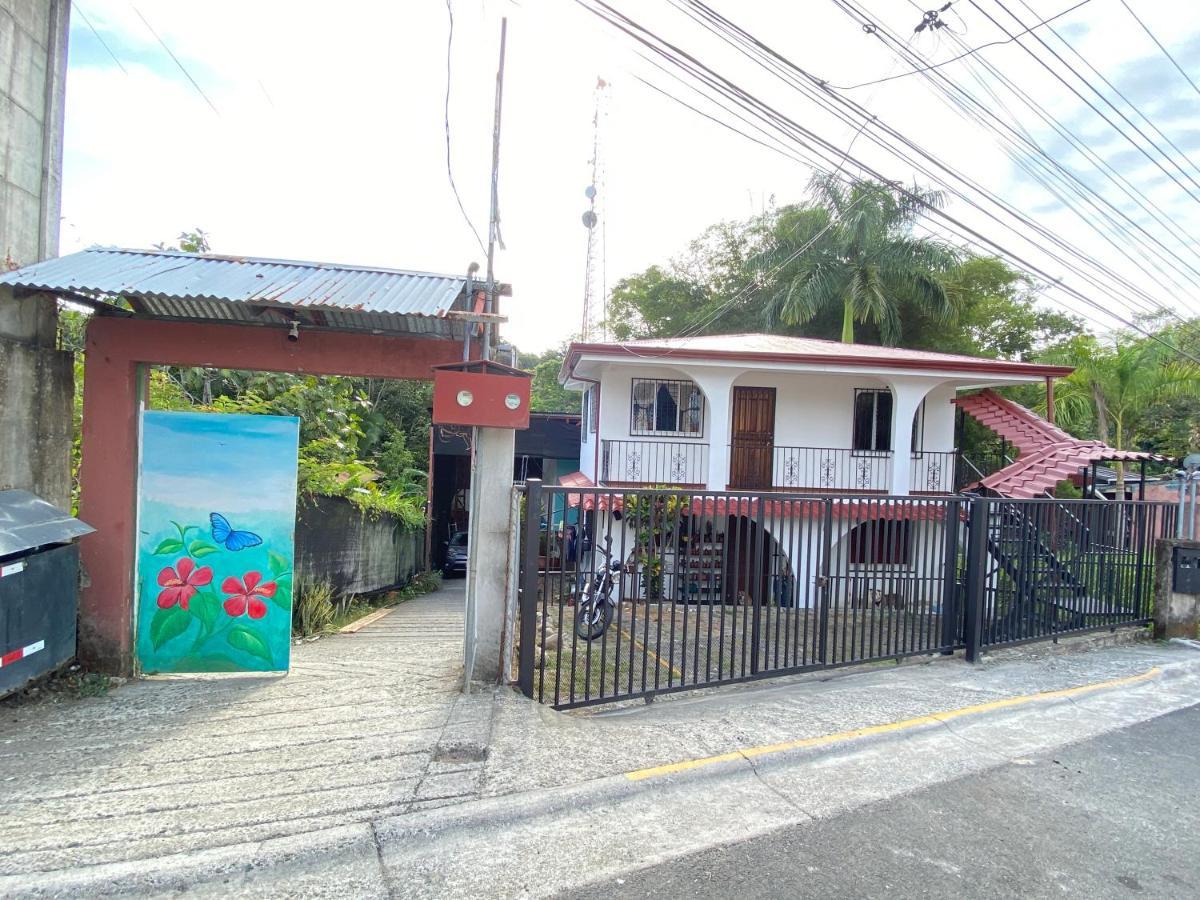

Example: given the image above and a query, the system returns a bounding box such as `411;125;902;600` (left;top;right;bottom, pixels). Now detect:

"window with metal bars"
630;378;704;436
853;388;893;452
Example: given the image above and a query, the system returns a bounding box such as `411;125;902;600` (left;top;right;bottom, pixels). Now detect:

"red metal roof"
954;389;1160;498
563;334;1074;382
557;488;950;520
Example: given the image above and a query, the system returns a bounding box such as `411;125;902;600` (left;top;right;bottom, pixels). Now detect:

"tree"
754;174;961;344
516;347;580;413
1047;334;1200;494
938;256;1082;359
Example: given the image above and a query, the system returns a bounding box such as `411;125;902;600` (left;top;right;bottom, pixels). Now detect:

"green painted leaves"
228;625;274;665
268;550;290;577
149;605;190;650
152;538;185;555
189;539;220;558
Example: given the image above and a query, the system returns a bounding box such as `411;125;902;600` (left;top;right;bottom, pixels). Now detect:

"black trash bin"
0;490;94;697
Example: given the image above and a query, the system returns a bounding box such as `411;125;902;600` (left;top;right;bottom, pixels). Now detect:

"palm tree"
1047;335;1200;496
755;174;961;344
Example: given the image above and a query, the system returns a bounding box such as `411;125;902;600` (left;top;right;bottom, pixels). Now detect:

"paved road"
570;704;1200;900
0;583;492;878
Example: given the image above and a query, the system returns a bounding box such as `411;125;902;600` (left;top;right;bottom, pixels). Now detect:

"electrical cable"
574;0;1200;363
444;0;488;257
1117;0;1200;101
827;0;1092;90
682;0;1191;322
132;6;218;115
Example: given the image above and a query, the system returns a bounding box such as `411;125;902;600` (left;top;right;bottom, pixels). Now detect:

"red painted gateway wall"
78;316;465;674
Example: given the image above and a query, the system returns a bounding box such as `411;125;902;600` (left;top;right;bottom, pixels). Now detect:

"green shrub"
294;577;336;636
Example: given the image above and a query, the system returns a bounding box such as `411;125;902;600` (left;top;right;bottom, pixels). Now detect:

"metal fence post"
517;478;542;698
963;496;988;663
940;498;961;653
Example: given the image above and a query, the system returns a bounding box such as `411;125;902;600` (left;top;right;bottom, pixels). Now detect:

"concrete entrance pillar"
464;425;515;684
1154;538;1200;639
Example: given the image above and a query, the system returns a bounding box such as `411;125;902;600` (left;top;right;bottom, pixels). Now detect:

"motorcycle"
574;510;623;641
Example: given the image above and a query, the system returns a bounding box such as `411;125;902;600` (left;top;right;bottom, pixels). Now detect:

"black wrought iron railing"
600;439;707;486
910;450;958;494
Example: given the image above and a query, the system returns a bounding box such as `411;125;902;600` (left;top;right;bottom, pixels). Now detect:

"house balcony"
730;444;959;494
600;439;708;487
599;439;960;494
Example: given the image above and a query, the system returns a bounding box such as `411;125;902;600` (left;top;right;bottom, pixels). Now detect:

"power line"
827;0;1092;90
1118;0;1200;101
836;0;1200;309
574;0;1200;364
978;0;1200;207
131;6;218;115
861;0;1200;307
443;0;488;258
74;4;127;75
685;0;1188;323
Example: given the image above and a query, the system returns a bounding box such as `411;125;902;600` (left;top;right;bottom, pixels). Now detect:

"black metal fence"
968;497;1177;651
515;482;1176;710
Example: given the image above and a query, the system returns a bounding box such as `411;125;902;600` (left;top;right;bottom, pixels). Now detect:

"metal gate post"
940;498;961;653
517;478;542;698
963;496;988;662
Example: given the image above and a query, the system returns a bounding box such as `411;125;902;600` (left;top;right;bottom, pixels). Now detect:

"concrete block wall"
0;0;73;511
2;0;68;268
294;495;426;597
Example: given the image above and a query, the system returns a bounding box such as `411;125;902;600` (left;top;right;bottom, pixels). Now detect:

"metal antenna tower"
580;76;609;341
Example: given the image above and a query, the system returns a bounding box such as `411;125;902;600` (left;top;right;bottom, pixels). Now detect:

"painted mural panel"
135;411;300;673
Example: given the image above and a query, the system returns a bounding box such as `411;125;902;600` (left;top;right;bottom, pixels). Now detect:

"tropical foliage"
754;174;960;344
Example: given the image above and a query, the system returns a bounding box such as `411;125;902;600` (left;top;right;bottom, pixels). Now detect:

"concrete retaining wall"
295;495;425;596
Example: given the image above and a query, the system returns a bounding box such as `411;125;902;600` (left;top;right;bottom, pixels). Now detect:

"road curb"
9;655;1199;897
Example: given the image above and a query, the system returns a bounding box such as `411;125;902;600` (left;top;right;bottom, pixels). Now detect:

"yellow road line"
625;665;1161;781
618;624;685;680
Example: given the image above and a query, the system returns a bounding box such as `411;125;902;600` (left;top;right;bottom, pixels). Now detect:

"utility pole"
483;17;507;361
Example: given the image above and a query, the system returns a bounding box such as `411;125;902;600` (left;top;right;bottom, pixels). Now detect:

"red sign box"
432;360;532;429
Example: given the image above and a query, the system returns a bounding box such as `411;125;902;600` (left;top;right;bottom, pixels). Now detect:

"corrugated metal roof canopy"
0;490;94;557
0;247;510;339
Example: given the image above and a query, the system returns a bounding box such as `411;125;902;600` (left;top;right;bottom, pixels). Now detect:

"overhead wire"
444;0;488;257
833;0;1200;312
826;0;1092;90
881;0;1200;293
858;0;1200;308
74;4;128;75
977;0;1200;206
1117;0;1200;101
572;0;1200;363
131;6;218;115
681;0;1188;324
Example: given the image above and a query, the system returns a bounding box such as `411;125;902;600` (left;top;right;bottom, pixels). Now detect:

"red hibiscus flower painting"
156;558;214;610
221;571;277;620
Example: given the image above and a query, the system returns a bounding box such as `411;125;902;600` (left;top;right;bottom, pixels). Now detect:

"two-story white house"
556;333;1073;609
561;333;1068;496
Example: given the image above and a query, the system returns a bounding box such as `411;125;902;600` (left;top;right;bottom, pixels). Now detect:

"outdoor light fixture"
287;320;300;343
456;389;474;407
504;393;521;410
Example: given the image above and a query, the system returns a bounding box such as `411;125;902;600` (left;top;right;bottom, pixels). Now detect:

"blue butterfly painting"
210;512;264;551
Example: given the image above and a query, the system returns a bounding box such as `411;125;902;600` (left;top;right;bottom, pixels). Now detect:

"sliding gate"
516;482;965;710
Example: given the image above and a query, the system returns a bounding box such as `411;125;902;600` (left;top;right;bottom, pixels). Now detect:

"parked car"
443;532;468;578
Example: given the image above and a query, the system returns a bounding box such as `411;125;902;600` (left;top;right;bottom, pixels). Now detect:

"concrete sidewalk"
0;583;491;878
1;603;1199;896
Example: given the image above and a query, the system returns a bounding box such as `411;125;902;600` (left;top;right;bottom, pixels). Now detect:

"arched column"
688;369;743;491
884;376;949;496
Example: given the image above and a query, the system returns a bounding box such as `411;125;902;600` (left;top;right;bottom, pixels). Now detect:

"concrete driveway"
0;582;490;878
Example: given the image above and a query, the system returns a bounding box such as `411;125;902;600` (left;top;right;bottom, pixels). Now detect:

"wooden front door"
730;387;776;489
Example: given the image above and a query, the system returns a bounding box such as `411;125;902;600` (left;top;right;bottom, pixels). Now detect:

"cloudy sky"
62;0;1200;351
